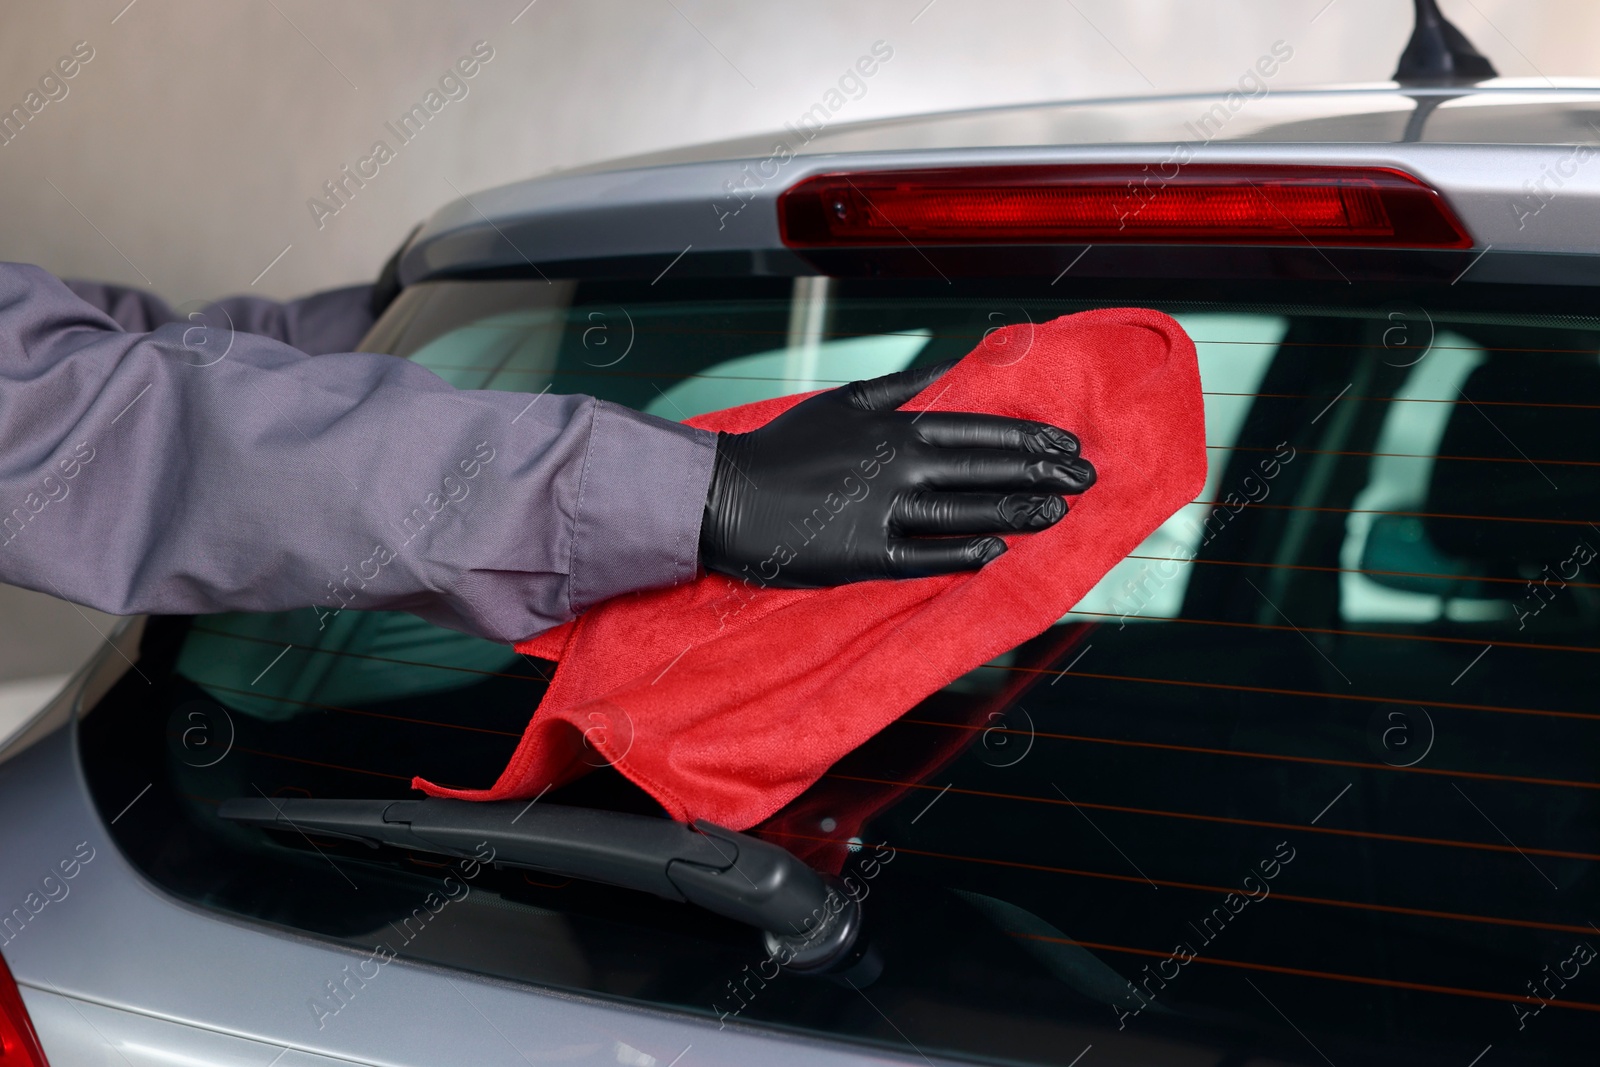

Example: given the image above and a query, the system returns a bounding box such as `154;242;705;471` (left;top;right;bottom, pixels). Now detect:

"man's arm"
1;263;714;642
64;278;376;355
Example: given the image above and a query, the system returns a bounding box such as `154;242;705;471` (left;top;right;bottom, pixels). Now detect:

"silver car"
3;15;1598;1067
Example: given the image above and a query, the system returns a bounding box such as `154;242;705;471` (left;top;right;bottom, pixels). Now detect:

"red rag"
413;308;1208;831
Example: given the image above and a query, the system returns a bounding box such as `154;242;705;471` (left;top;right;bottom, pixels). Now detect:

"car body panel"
8;82;1600;1067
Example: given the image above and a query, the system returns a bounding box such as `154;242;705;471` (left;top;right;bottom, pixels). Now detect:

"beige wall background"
3;0;1597;304
0;0;1594;716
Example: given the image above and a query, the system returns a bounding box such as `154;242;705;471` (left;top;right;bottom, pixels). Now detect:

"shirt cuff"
567;400;716;614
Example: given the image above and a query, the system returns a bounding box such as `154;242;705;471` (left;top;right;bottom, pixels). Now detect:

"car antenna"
1393;0;1498;85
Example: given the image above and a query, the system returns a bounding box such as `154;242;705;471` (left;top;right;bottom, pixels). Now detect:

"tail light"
778;165;1472;249
0;951;49;1067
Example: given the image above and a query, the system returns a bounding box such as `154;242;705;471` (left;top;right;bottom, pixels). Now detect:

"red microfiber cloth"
414;308;1207;831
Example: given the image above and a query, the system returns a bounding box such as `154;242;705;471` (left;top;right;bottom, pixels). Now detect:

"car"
3;9;1598;1066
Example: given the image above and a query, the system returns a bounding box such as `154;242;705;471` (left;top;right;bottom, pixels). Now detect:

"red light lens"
0;952;48;1067
778;165;1472;249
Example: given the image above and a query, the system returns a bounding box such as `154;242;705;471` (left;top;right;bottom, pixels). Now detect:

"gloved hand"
699;360;1095;587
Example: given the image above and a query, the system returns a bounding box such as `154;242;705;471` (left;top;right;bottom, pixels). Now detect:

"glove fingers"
913;412;1081;456
885;535;1007;578
894;491;1067;536
844;359;959;411
925;450;1097;494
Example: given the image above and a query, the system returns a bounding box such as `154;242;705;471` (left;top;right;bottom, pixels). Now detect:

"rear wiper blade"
218;796;864;974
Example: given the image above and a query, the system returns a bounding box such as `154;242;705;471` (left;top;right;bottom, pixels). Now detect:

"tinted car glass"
82;277;1600;1067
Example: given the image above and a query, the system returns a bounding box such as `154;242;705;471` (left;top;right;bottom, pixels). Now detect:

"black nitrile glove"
698;361;1096;587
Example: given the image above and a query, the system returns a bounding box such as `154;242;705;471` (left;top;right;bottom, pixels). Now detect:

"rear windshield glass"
83;276;1600;1067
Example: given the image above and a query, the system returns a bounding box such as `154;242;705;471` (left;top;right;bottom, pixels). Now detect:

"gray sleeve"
1;263;716;643
63;278;376;355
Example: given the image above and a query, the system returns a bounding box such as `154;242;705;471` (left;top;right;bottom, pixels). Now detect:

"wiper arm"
217;796;863;974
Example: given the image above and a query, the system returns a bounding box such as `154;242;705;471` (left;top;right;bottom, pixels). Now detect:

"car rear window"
82;276;1600;1067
